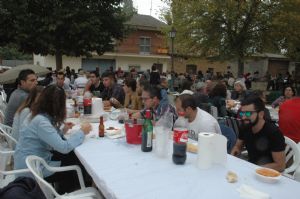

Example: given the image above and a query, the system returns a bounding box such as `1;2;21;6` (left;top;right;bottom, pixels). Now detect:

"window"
140;37;151;54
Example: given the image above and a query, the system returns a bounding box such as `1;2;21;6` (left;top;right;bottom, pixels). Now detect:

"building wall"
172;57;229;75
115;56;168;72
116;29;166;55
34;54;82;71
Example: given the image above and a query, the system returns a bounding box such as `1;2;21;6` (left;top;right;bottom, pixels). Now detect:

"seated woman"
209;82;227;117
14;85;92;193
123;78;142;110
11;86;44;141
231;81;249;101
271;86;295;108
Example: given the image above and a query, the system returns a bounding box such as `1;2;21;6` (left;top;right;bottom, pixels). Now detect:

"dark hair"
124;78;137;92
177;94;197;110
31;85;66;127
56;71;65;77
209;83;227;98
241;96;265;112
16;86;44;114
101;71;115;81
283;86;296;97
181;80;193;91
17;69;35;85
143;85;161;100
151;64;157;71
90;71;100;78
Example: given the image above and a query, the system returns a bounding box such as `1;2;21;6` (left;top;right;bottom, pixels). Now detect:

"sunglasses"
239;111;257;117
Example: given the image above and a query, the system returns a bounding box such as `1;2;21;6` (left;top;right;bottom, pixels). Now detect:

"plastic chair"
0;124;17;150
26;155;103;199
210;105;218;119
283;136;300;178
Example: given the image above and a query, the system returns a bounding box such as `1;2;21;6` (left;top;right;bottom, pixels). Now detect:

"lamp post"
169;27;176;72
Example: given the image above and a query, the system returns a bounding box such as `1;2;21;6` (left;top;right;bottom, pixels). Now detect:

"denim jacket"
14;114;84;177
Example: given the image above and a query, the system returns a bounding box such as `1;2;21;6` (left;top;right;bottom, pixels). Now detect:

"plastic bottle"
141;110;153;152
172;111;188;164
83;91;92;115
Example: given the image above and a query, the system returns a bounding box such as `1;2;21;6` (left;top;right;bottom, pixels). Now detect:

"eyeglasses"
239;111;257;117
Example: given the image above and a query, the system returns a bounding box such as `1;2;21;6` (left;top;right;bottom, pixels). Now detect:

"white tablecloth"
74;120;300;199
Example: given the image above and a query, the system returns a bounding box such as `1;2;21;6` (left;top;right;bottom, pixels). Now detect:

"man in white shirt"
175;94;221;141
74;70;88;89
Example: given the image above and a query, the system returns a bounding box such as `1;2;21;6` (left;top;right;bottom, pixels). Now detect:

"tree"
0;0;129;70
170;0;281;76
270;0;300;61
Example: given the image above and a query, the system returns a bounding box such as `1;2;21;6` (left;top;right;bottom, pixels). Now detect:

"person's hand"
231;146;241;157
103;100;111;108
110;97;121;108
80;122;92;135
63;122;75;134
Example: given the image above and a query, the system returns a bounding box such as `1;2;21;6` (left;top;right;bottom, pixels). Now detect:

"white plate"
255;168;281;183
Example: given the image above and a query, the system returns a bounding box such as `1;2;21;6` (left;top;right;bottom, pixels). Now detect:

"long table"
74;120;300;199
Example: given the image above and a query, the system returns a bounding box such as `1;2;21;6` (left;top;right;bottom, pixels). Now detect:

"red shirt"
279;97;300;143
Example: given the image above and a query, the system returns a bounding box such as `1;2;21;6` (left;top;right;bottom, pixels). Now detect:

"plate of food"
105;126;122;136
255;167;281;183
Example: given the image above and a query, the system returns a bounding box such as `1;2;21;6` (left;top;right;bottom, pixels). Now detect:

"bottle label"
173;128;188;144
146;131;152;147
83;98;92;106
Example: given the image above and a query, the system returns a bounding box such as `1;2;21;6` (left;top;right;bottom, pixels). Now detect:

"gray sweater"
4;88;28;126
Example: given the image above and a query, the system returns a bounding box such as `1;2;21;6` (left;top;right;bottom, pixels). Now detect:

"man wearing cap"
4;69;37;126
100;71;125;108
175;93;222;141
74;70;88;89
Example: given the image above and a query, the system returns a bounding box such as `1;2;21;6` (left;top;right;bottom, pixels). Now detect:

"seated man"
99;71;125;108
279;87;300;143
53;71;71;92
231;96;286;172
175;94;221;141
84;71;104;97
132;85;177;123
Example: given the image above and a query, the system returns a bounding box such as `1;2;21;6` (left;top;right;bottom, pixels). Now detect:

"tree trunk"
55;52;63;71
237;57;244;77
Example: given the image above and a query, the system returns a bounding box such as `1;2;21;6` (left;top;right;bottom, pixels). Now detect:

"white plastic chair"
26;155;102;199
0;124;17;150
210;105;218;119
283;136;300;178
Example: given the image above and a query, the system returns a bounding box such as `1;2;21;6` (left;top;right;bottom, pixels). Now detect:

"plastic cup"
154;126;170;158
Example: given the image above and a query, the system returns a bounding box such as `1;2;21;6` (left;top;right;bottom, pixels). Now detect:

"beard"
240;115;259;131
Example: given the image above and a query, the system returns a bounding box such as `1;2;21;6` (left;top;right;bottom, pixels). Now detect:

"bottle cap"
145;109;151;119
178;111;185;116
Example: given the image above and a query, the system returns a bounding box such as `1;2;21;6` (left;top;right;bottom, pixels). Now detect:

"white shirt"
188;107;221;141
74;76;88;89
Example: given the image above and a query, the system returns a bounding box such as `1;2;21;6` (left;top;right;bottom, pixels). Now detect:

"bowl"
255;168;281;183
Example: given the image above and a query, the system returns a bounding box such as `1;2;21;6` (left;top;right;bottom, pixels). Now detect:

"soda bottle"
83;91;92;115
172;111;188;164
99;116;105;137
141;110;153;152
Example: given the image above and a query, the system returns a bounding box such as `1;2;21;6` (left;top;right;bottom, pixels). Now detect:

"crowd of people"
1;64;300;195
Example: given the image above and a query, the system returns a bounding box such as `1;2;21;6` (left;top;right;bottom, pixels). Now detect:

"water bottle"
172;111;188;164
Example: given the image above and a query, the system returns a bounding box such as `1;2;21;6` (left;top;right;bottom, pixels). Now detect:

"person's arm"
84;80;92;93
230;139;244;156
36;118;86;154
262;151;286;172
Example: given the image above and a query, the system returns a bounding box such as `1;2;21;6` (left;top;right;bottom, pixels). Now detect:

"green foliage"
170;0;282;75
0;0;130;69
0;44;32;60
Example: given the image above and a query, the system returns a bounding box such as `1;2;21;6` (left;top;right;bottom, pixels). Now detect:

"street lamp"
169;27;176;72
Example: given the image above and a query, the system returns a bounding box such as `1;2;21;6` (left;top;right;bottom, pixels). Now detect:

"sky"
132;0;168;20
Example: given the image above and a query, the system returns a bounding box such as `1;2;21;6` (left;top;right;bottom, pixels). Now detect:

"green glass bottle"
141;109;153;152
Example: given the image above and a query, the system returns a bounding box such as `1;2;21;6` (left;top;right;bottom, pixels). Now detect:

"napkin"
237;184;270;199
